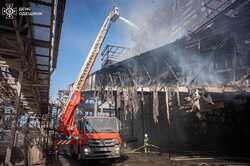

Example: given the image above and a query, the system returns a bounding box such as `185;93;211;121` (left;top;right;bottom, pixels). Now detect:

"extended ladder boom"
74;7;119;91
58;7;119;136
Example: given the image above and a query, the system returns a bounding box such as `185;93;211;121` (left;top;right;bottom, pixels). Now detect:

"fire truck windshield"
84;118;118;133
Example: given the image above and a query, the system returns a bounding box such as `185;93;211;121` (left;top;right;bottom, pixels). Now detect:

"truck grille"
88;139;116;147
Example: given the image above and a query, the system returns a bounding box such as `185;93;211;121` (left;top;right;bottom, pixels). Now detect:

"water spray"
119;16;139;31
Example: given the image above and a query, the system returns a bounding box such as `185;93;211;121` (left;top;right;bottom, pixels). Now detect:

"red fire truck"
70;115;121;159
54;7;122;160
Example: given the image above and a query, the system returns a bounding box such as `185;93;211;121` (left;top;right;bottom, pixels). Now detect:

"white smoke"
117;0;188;55
116;0;222;56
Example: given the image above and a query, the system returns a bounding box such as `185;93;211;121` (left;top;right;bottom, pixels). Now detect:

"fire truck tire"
70;146;76;158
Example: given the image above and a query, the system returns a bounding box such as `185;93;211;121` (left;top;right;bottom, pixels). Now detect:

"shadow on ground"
45;152;250;166
45;154;129;166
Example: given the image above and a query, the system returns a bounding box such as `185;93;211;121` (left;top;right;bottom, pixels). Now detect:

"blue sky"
50;0;160;98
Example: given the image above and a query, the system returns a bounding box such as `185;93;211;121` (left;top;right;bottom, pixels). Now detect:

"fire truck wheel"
70;146;78;159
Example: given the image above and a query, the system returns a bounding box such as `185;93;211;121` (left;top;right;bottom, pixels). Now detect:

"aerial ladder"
57;7;120;141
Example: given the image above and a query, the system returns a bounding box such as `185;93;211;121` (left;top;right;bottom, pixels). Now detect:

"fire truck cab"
69;95;122;160
73;115;121;159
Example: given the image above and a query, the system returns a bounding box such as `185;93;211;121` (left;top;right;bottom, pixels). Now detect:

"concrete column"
140;87;145;137
94;97;98;116
176;85;181;108
233;34;238;81
5;70;23;166
24;115;30;166
165;87;170;127
114;91;117;117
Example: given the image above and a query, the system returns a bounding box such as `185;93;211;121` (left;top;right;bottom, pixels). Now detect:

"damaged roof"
0;0;66;114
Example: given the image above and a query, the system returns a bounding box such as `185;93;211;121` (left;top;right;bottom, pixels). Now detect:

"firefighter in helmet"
144;133;149;153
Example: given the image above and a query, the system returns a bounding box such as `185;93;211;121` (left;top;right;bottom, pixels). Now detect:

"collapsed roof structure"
86;0;250;93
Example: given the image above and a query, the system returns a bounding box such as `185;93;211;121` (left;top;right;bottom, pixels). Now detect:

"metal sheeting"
33;26;50;41
31;2;51;25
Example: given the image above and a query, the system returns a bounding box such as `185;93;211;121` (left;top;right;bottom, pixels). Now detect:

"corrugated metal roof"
0;0;66;114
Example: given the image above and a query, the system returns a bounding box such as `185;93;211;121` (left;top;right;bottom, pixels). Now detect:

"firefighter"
192;89;202;119
144;133;149;153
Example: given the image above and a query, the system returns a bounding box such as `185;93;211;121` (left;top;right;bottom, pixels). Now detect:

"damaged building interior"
1;0;250;165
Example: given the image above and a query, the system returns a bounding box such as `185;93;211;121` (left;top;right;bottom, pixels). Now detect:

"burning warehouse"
84;0;250;157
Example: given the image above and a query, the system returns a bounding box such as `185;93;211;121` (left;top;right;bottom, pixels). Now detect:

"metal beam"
0;25;15;31
32;23;51;28
30;0;52;6
0;48;22;57
84;85;250;94
35;54;50;58
36;69;49;74
37;63;49;67
32;39;51;48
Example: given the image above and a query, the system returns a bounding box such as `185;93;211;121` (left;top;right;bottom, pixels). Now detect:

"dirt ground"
45;153;250;166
